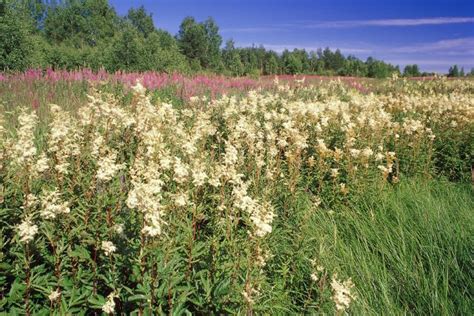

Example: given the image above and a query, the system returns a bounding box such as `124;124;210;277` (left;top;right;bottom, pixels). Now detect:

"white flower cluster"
34;153;50;174
48;289;61;302
17;218;38;243
232;179;275;238
101;292;117;314
13;111;38;166
250;203;275;238
331;274;356;312
309;259;325;282
127;160;166;237
40;189;70;219
101;241;117;256
242;284;260;306
96;150;125;182
126;88;170;238
47;104;81;175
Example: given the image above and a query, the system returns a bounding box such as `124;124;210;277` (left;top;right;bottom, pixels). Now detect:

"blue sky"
110;0;474;73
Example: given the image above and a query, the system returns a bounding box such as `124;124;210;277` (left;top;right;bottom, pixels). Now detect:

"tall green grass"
265;179;473;314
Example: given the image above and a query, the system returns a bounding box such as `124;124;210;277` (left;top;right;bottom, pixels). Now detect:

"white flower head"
13;110;38;166
17;218;38;243
96;151;125;182
40;189;70;219
142;211;166;237
113;223;124;235
101;241;117;256
34;153;50;174
101;292;116;314
132;81;146;96
331;274;356;311
48;289;61;302
175;192;188;207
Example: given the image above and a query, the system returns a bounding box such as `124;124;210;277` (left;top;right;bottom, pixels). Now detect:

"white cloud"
392;37;474;53
220;17;474;34
388;58;474;66
304;17;474;28
221;27;283;33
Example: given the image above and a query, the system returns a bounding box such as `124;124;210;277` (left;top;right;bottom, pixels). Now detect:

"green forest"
1;0;472;77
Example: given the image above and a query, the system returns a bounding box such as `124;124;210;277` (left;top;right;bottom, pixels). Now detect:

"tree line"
1;0;472;78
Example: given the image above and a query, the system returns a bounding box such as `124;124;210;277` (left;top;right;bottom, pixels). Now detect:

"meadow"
0;72;473;315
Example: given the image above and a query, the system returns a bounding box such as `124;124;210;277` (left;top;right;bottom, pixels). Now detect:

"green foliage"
366;57;400;78
282;50;303;74
0;10;34;71
321;48;345;73
44;43;89;70
176;17;207;70
448;65;466;77
0;0;449;78
263;51;279;75
403;64;421;77
177;16;223;71
341;56;368;76
44;0;118;47
203;17;223;70
141;31;190;73
106;25;143;71
222;40;244;76
125;5;155;37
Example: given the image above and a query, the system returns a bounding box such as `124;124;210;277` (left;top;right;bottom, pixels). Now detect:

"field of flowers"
0;74;473;314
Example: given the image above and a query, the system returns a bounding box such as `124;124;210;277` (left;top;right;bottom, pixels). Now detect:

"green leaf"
87;294;106;309
127;294;147;302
